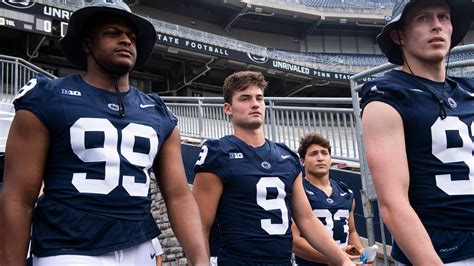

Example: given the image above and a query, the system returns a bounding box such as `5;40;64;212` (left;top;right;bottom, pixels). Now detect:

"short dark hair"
298;133;331;158
223;71;268;103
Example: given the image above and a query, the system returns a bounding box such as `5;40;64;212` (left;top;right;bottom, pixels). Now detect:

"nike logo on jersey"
370;86;385;94
150;253;156;260
409;89;425;93
229;152;243;159
340;192;348;196
281;155;291;159
140;104;155;108
305;190;315;195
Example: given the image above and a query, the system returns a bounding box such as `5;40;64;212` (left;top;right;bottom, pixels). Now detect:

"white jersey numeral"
195;145;208;166
256;177;289;235
431;116;474;195
314;209;349;248
70;118;158;196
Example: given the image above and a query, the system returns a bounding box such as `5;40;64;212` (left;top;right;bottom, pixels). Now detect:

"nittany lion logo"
247;53;268;64
2;0;35;9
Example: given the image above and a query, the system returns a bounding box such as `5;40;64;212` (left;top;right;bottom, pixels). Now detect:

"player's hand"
344;245;361;260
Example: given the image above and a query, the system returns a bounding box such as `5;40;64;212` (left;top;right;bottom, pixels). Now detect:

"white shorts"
33;240;156;266
396;257;474;266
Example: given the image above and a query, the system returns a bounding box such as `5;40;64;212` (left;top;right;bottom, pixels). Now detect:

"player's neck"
306;174;330;188
307;175;332;196
401;58;446;82
233;127;265;148
83;66;130;93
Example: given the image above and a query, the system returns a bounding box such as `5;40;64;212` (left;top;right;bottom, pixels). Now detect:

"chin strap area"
89;44;126;118
111;74;125;118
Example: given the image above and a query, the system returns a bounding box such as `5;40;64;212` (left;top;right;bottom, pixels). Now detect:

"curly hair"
298;133;331;158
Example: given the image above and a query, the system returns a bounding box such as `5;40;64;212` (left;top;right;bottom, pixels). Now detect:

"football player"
293;133;365;265
361;0;474;265
0;1;208;265
192;71;354;265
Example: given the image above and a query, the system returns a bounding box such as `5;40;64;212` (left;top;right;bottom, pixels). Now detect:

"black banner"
156;32;374;82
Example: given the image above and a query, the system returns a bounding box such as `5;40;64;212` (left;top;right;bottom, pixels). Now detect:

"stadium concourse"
0;0;473;264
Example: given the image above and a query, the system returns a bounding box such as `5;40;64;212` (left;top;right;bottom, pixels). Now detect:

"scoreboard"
0;1;72;37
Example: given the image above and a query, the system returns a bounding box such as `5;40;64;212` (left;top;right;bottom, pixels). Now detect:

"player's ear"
82;38;92;55
301;158;305;166
223;102;232;116
390;29;403;45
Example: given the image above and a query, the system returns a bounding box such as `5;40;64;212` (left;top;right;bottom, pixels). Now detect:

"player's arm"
291;221;329;263
192;171;222;256
0;110;49;265
154;127;209;265
292;173;354;266
348;199;364;251
362;101;442;265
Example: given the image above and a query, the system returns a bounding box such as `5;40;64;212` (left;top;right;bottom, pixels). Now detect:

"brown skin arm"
192;171;223;256
154;127;209;265
0;110;49;265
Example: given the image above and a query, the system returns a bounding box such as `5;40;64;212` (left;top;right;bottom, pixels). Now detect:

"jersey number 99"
70;118;158;197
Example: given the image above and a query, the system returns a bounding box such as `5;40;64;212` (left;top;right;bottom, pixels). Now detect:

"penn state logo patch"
261;161;271;169
108;103;119;111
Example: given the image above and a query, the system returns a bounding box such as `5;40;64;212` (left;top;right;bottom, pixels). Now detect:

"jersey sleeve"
275;142;303;182
194;139;230;183
336;180;355;210
147;93;178;140
13;74;53;127
360;79;412;122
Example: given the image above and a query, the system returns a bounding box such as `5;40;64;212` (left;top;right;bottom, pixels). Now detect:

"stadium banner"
157;32;375;82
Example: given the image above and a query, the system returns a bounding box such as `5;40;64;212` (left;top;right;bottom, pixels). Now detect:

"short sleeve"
13;74;52;126
147;93;178;127
194;139;230;183
360;81;411;122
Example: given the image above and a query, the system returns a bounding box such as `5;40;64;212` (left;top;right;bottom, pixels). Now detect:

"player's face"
395;0;452;65
86;18;137;75
224;85;265;130
302;144;331;178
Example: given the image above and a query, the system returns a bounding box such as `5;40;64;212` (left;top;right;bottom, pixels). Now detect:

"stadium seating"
301;0;395;9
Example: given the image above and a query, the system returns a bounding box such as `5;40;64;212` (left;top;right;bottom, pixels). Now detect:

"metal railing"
162;96;359;163
0;54;56;104
0;55;55;152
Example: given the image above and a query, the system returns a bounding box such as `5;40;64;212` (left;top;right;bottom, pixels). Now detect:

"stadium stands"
26;1;474;76
301;0;395;9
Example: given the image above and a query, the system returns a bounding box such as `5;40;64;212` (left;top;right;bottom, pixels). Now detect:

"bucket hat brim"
60;5;156;71
377;0;473;65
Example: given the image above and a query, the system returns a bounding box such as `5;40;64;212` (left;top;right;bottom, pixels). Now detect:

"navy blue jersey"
361;70;474;263
14;74;177;256
194;135;301;264
295;179;353;266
